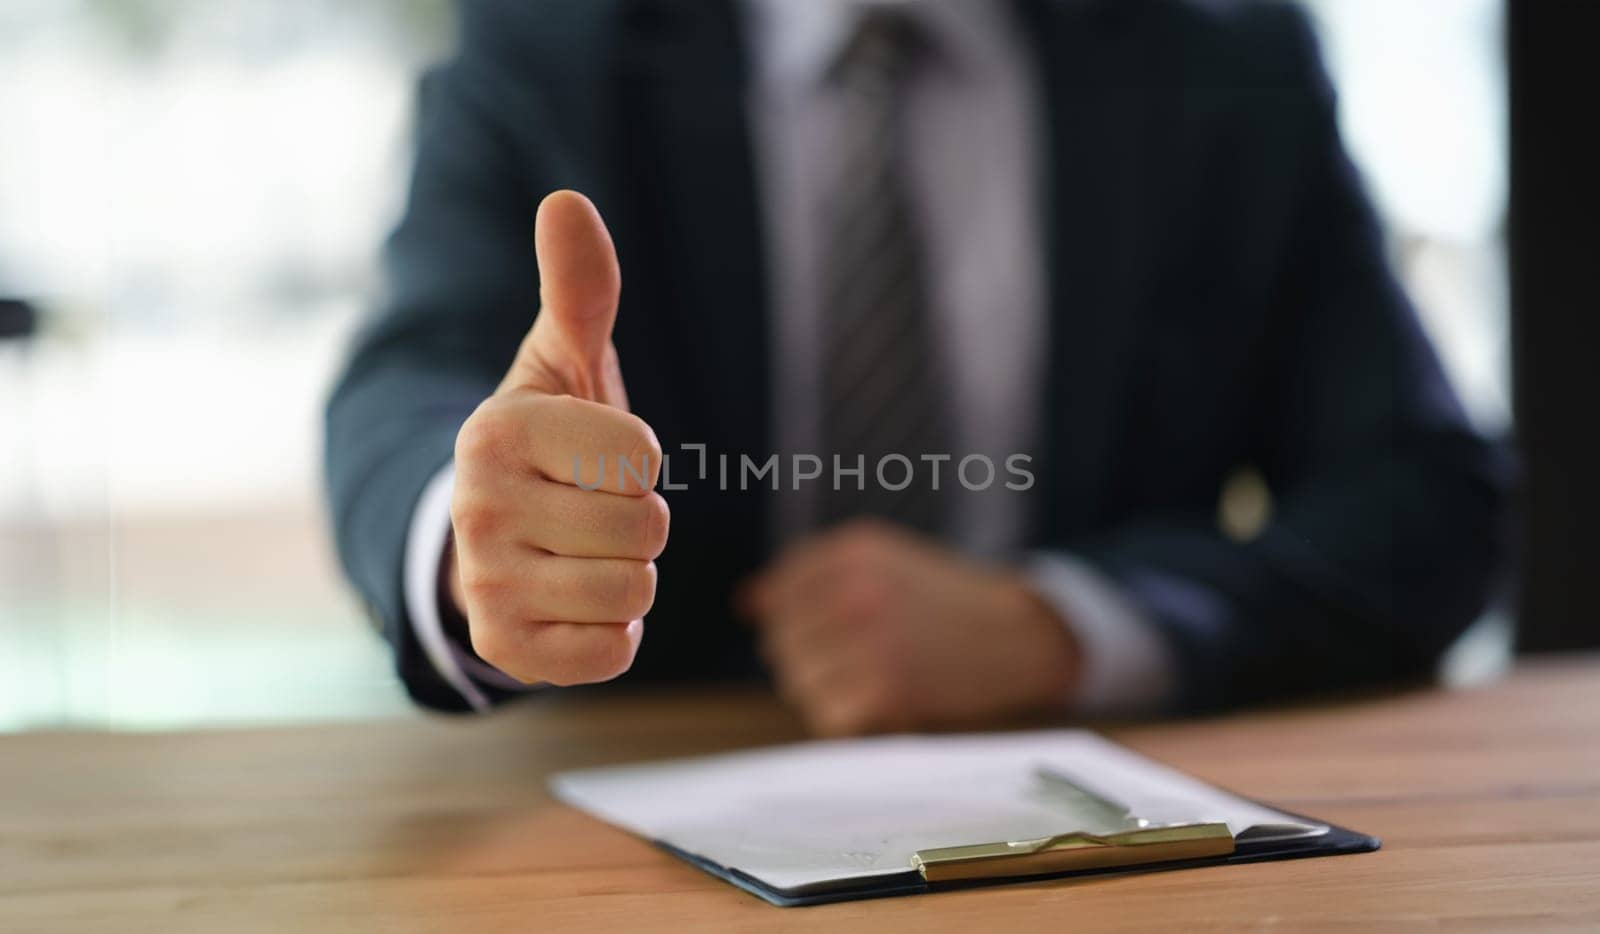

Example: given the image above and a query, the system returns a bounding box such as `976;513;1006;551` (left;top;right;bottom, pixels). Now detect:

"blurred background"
0;0;1513;730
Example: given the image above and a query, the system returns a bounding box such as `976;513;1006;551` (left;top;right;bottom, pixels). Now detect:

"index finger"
460;392;662;496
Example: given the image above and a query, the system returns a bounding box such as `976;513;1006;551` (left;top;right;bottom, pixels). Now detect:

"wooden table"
4;658;1599;932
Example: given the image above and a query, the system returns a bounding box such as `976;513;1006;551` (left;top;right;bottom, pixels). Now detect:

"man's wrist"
1023;553;1177;714
404;463;494;710
997;571;1084;710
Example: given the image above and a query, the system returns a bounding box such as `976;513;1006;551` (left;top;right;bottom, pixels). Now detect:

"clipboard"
661;808;1378;907
551;730;1380;907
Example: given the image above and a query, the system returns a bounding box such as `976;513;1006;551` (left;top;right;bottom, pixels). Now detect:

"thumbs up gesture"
447;191;668;685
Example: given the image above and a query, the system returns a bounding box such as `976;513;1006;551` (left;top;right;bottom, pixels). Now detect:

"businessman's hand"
446;190;668;686
741;520;1081;736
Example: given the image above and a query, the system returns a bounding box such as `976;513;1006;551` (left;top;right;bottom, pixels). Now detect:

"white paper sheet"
551;730;1325;894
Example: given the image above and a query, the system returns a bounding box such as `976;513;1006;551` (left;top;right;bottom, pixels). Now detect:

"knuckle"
621;418;663;491
524;390;577;422
455;406;514;467
457;564;506;606
836;575;890;621
546;627;634;685
628;561;659;618
603;561;656;620
450;494;500;543
589;628;637;679
468;623;522;680
836;527;888;567
638;493;671;558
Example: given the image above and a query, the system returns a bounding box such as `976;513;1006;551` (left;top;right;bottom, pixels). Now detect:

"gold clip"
910;822;1234;883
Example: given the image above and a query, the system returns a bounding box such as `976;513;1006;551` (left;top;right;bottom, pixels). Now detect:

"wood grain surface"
3;658;1598;932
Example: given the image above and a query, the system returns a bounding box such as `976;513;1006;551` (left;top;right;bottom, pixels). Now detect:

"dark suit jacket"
325;0;1511;714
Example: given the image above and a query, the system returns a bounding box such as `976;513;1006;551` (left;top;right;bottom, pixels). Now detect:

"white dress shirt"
404;0;1175;714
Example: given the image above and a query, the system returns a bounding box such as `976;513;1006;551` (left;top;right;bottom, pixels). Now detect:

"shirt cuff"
403;463;537;711
1026;553;1177;715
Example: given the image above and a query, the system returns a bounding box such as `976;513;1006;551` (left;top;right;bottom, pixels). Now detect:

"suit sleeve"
1077;8;1514;712
323;13;561;712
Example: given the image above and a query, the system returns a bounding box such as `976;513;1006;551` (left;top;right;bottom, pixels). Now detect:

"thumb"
504;190;625;400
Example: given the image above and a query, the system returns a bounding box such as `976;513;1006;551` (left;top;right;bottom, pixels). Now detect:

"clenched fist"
742;520;1081;736
446;190;669;686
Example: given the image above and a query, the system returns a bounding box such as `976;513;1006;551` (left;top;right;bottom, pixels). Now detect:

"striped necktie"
816;10;952;536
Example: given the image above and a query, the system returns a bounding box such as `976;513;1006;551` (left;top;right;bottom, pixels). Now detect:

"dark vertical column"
1508;1;1600;651
0;298;37;341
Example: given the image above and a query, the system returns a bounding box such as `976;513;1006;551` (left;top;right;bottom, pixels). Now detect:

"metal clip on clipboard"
910;822;1235;883
909;766;1235;883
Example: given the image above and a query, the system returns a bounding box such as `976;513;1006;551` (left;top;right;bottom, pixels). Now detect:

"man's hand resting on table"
741;520;1082;736
445;190;669;686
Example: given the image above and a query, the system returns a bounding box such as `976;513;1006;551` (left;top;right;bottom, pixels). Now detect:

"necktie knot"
830;8;931;89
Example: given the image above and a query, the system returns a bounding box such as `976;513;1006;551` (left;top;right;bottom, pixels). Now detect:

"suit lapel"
1018;0;1171;541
